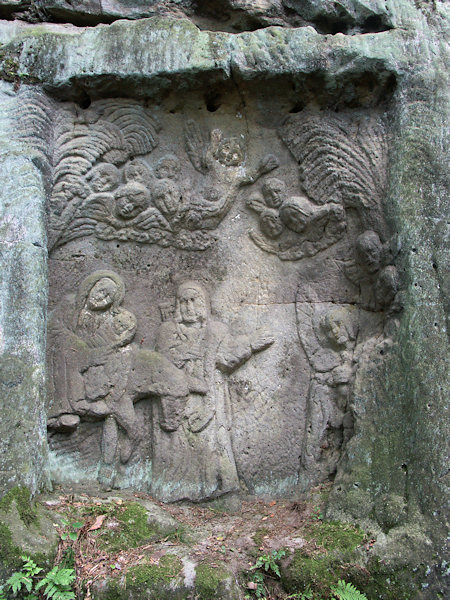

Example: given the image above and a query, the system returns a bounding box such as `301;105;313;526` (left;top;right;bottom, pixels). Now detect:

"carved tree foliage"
245;111;388;261
47;101;161;250
279;111;388;232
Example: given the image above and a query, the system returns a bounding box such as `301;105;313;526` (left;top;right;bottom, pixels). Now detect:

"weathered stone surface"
0;1;448;596
0;83;49;495
0;0;401;32
37;77;399;502
0;487;62;579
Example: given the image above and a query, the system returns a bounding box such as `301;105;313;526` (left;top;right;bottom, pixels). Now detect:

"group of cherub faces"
249;177;323;240
86;154;180;222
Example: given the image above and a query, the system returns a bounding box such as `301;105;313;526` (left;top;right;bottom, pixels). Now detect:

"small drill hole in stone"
206;95;221;112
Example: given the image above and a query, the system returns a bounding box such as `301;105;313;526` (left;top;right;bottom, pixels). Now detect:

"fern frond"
331;579;368;600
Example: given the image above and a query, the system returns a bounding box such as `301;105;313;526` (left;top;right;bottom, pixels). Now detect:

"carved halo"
75;270;126;313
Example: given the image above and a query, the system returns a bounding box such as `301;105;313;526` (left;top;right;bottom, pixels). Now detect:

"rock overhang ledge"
0;16;412;100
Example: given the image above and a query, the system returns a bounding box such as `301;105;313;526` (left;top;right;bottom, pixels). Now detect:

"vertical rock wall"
0;85;49;492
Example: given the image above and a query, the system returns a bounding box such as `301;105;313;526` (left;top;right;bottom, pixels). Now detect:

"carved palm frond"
53;119;126;186
279;111;388;215
48;100;161;250
94;99;161;156
14;89;56;174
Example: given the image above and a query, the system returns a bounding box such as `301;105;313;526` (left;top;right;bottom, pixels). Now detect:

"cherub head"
86;164;120;193
155;154;181;180
124;159;153;187
279;196;313;234
261;178;286;209
153;179;182;217
114;182;150;220
260;208;283;239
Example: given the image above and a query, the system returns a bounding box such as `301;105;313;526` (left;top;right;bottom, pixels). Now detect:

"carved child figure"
152;154;186;224
345;230;400;311
86;163;120;193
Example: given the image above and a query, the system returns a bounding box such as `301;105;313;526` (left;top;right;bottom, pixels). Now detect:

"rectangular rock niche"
46;83;400;502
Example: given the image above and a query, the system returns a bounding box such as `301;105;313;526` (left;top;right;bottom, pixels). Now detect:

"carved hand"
134;208;169;230
187;375;209;395
73;399;110;418
187;408;214;433
257;154;280;176
332;364;353;385
250;329;275;353
159;395;187;432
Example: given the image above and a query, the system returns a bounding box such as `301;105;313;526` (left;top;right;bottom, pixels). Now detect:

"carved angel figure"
296;300;394;491
344;230;401;311
153;280;274;502
296;304;359;491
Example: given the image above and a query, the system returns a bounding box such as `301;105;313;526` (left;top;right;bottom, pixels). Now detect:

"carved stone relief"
46;101;281;253
47;273;274;498
46;92;401;501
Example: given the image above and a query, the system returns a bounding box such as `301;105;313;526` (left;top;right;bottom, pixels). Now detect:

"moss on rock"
0;490;61;580
0;487;38;527
0;521;22;574
281;520;367;597
97;501;182;553
305;520;365;552
125;554;185;599
195;561;235;599
363;556;426;600
281;518;428;599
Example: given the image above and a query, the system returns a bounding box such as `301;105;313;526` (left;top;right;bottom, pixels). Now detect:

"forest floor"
36;481;371;599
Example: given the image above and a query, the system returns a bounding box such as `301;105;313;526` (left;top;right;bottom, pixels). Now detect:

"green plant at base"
4;555;42;597
245;569;266;599
330;580;368;600
311;507;324;522
59;519;84;542
284;589;314;599
251;549;286;578
245;549;287;599
35;566;75;600
1;555;75;600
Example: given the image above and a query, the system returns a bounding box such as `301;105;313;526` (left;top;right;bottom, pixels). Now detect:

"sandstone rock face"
0;0;448;594
0;0;397;31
